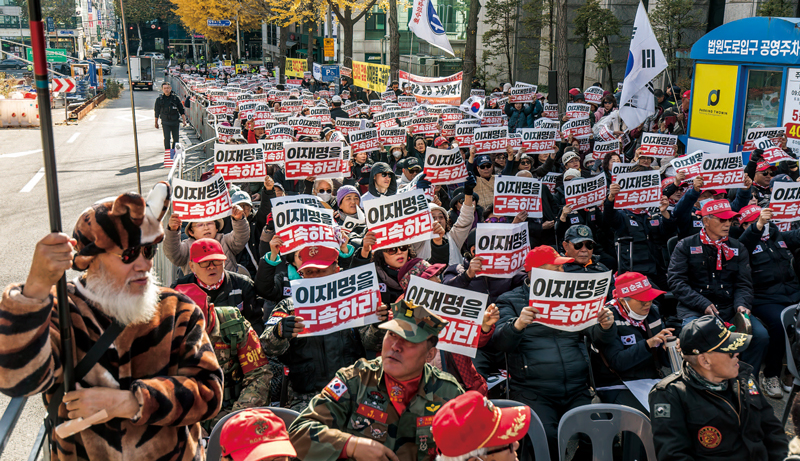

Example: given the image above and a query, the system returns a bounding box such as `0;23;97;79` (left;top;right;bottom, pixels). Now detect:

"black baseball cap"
680;316;751;356
564;225;593;244
401;157;421;171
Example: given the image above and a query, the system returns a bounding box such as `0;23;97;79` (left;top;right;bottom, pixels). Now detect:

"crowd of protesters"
4;63;800;461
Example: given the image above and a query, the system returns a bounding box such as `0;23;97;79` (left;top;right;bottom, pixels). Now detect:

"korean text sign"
613;170;662;209
670;151;703;179
363;189;435;250
565;174;606;212
292;264;381;337
475;223;530;278
284;142;345;180
424;147;468;185
213;143;266;182
493;176;543;217
405;276;488;358
273;203;338;255
171;172;232;222
640;133;678;158
474;126;508;155
699;152;745;190
529;267;611;331
769;182;800;222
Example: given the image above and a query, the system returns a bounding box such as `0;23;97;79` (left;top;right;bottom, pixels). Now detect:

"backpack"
215;305;249;402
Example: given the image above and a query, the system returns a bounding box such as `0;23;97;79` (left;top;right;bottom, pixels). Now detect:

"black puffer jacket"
493;282;591;399
172;270;263;334
738;223;800;306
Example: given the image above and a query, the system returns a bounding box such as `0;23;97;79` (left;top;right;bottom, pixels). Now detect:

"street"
0;64;190;460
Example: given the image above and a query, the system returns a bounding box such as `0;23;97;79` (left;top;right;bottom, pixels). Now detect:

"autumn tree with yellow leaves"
171;0;266;59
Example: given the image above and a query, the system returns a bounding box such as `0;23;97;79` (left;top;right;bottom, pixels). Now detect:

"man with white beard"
0;182;224;461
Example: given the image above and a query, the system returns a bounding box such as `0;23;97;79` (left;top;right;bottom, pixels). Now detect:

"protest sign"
352;61;391;92
670;151;703;179
640;133;679;158
542;104;558;119
378;127;407;146
481;109;504;126
350;128;381;154
405;276;488;358
610;162;636;183
424;147;468;185
381;91;397;101
584;86;604;105
542;172;560;194
699;152;745;190
284;141;345;180
592;139;620;161
271;194;326;209
768;182;800;222
753;136;794;164
215;125;241;143
470;89;485;98
213;143;266;182
370;100;384;114
273;203;338;254
171;172;232;222
743;127;784;151
254;111;273;127
288;117;322;137
475;223;530;278
509;85;536;103
493;176;543;217
373;111;399;129
280;99;304;114
565;174;606;212
566;103;591;120
410;115;440;135
343;101;360;117
334;118;363;135
292;264;381;337
517;128;557;154
474;126;508;154
269;125;294;141
363;188;435;250
398;96;416;108
455;124;476;147
259;139;285;164
561;118;592;139
596;124;617;142
399;71;463;105
309;106;332;125
529;267;611;332
613;170;662;209
441;121;457;138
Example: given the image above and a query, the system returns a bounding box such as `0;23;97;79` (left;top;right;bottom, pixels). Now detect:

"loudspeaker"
548;70;558;105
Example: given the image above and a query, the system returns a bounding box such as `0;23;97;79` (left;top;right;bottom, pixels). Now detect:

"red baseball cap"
682;90;690;99
568;88;581;96
700;199;739;219
757;160;777;172
738;204;762;223
297;245;339;271
613;272;664;302
220;409;297;461
432;391;531;457
524;245;574;271
190;238;226;263
434;136;449;147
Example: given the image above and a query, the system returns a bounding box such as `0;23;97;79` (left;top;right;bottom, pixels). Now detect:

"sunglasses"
487;217;504;223
113;243;157;264
486;444;515;456
710;216;733;223
572;241;594;250
478;164;493;169
198;259;224;269
318;189;332;193
520;161;532;165
379;172;393;177
759;170;776;176
496;155;507;159
385;245;409;255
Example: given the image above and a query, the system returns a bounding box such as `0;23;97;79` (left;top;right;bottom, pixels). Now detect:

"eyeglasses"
759;170;776;176
572;241;594;250
197;259;224;269
478;164;493;169
486;444;514;456
385;245;409;255
487;217;504;223
318;189;332;193
604;101;614;105
112;243;157;264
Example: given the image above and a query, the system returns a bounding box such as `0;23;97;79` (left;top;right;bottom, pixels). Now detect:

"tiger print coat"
0;280;224;461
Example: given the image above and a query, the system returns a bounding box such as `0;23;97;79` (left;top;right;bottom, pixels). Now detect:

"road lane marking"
0;149;41;159
20;168;44;193
66;132;80;144
88;114;96;121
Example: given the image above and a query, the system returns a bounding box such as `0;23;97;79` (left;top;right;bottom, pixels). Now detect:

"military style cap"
680;315;751;356
379;300;448;343
564;224;594;244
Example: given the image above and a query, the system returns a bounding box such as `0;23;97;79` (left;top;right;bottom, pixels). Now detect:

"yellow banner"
324;38;334;59
352;61;390;92
690;63;739;144
285;58;308;78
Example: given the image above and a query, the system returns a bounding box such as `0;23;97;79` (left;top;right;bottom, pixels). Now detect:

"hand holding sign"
482;304;499;332
514;305;540;331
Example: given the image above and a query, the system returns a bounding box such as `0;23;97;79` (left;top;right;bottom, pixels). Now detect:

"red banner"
493;176;543;217
561;118;592;139
753;136;794;164
455;124;476;147
517;128;557;154
592;139;620;161
475;223;530;278
529;268;611;331
171;173;232;222
374;111;399;129
481;109;504;126
410;115;440;135
398;96;416;109
613;170;662;209
566;103;591;120
699;152;745;190
363;189;434;250
284;141;345;180
543;104;558;119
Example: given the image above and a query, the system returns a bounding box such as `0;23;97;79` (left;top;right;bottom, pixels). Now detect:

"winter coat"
163;218;250;276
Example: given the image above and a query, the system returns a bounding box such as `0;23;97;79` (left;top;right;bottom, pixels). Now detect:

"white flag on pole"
619;2;667;129
408;0;455;56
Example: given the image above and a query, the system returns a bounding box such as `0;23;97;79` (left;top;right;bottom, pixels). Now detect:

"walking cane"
27;0;75;432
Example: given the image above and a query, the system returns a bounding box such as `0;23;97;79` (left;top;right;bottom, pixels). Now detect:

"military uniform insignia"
364;391;386;409
371;427;387;439
747;377;760;395
418;435;428;451
498;408;528;441
323;377;348;401
654;403;670;418
357;403;388;423
425;403;441;412
698;426;722;448
351;418;369;431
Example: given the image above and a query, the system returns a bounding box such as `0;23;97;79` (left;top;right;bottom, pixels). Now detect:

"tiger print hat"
72;181;171;270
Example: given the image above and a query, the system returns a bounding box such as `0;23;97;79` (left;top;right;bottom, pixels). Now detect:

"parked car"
93;58;113;67
142;52;164;60
90;60;111;75
0;59;26;70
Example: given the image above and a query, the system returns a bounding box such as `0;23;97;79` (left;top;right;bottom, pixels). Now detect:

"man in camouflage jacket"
288;299;465;461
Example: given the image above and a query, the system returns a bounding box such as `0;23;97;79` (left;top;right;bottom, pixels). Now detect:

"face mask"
318;192;332;202
392;150;403;159
623;300;648;321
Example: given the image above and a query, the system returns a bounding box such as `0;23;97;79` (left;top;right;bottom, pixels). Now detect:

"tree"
555;0;567;113
481;0;519;83
117;0;176;55
14;0;75;26
574;0;620;88
171;0;266;48
328;0;380;68
460;0;481;101
649;0;705;83
757;0;793;16
387;0;399;80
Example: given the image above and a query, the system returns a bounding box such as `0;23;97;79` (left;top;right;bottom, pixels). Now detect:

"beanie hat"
562;151;579;166
72;181;171;271
563;168;581;180
336;185;360;207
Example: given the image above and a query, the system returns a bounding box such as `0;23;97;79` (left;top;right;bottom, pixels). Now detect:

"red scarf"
611;299;645;332
197;272;225;291
699;229;734;270
384;373;422;415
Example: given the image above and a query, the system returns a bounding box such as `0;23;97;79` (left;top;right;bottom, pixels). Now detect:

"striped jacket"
0;281;224;461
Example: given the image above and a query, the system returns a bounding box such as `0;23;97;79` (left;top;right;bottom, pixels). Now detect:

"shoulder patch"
621;334;636;345
322;377;348;401
653;403;670;418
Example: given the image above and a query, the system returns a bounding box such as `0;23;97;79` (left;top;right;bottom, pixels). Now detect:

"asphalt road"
0;64;188;460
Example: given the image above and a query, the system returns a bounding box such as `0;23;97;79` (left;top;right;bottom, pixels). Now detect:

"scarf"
612;299;646;331
686;362;728;392
197;272;225;291
699;228;734;270
384;373;422;415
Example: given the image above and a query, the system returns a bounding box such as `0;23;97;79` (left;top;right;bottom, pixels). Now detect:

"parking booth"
687;17;800;157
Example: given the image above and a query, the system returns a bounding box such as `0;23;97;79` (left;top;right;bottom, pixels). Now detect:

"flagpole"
664;70;684;133
408;31;413;72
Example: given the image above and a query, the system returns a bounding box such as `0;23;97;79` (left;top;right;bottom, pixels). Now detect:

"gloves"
273;315;300;338
416;173;431;190
464;174;477;196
